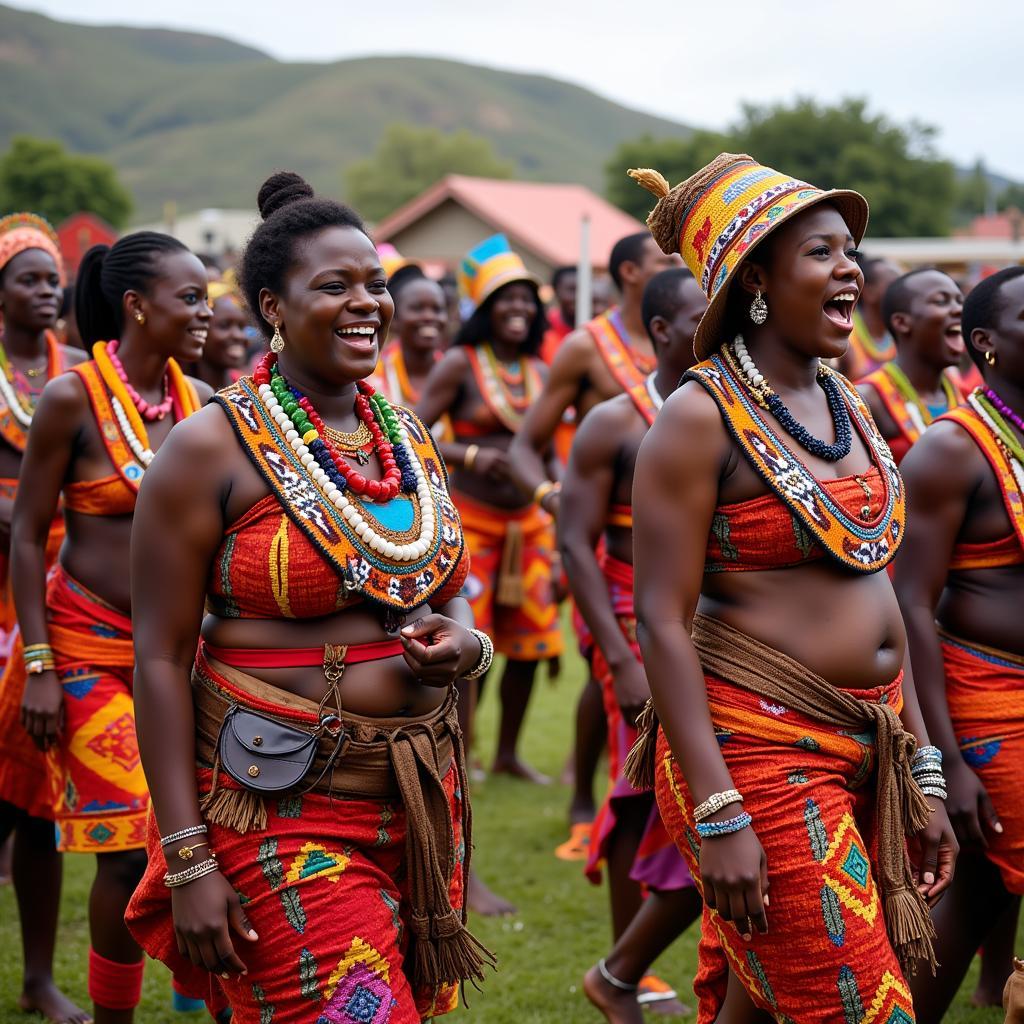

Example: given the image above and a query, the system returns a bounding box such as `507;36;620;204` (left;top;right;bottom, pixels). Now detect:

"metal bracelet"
694;789;744;823
160;824;208;847
912;745;942;766
463;628;494;681
163;857;219;888
696;811;752;838
919;786;948;800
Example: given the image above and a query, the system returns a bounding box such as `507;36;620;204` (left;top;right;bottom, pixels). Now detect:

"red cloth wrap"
88;949;144;1011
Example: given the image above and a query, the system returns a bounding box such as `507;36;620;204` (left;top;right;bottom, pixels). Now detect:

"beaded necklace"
0;331;61;434
727;336;853;462
971;391;1024;475
465;342;542;433
883;362;958;435
983;387;1024;442
252;352;436;561
106;340;173;421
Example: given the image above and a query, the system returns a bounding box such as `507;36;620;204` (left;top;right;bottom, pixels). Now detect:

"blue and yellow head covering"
629;153;869;359
458;234;539;311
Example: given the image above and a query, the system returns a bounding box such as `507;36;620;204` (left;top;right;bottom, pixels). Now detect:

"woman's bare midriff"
201;604;447;717
937;565;1024;657
60;511;134;612
699;562;905;689
448;429;530;510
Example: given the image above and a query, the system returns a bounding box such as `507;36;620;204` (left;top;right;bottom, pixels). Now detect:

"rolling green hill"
0;4;694;220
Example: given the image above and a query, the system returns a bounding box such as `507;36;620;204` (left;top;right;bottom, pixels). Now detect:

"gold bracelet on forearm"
533;480;561;507
463;444;480;472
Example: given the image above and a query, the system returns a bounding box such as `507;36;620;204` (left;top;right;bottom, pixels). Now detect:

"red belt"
202;638;405;670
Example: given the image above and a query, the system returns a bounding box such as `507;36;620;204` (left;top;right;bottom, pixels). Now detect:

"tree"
0;136;132;228
954;159;992;222
345;123;514;222
997;182;1024;213
605;99;957;238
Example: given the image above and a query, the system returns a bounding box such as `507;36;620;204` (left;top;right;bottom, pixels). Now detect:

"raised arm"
633;382;767;936
559;400;646;715
414;348;474;470
12;374;86;749
131;405;258;976
508;329;591;508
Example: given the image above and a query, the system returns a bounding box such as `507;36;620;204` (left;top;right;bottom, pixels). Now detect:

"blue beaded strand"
695;811;752;839
764;371;852;463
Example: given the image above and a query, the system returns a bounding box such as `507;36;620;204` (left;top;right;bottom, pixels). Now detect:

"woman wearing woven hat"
625;154;957;1023
894;267;1024;1022
0;214;89;1024
12;231;211;1023
417;234;563;791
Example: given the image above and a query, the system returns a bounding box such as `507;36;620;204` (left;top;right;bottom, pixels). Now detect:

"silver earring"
270;322;285;354
749;290;768;326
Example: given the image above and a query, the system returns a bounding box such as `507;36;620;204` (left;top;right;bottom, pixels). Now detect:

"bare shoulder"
186;376;216;405
39;366;89;415
58;344;88;367
901;419;986;490
651;379;728;443
572;393;637;457
154;402;238;469
556;325;597;368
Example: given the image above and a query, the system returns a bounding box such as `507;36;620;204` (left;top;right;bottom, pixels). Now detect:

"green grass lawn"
0;638;1009;1022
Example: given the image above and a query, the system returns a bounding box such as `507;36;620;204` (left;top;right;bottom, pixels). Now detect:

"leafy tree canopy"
345;123;514;222
0;136;132;229
606;99;957;238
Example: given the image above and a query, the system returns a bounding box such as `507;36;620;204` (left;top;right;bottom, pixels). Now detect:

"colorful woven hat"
0;213;65;285
628;154;868;360
377;243;418;280
458;234;539;310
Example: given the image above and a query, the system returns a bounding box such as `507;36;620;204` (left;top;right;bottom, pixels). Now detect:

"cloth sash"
192;648;493;991
626;613;936;974
588;309;654;393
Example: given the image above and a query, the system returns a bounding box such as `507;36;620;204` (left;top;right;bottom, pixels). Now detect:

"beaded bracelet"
160;824;207;847
912;745;942;766
164;857;219;889
694;789;743;823
463;629;494;681
696;811;752;839
919;785;948;800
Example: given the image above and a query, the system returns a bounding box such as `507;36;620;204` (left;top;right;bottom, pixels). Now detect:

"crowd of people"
0;149;1021;1024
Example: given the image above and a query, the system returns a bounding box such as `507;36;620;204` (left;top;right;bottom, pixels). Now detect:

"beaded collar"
686;347;904;573
464;343;542;433
940;393;1024;555
861;363;960;444
588;309;655;394
0;330;62;451
215;377;465;612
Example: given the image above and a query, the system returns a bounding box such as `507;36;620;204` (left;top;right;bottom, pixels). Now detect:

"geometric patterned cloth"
654;670;915;1023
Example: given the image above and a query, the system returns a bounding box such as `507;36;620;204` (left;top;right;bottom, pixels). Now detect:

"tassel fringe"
622;699;658;791
199;785;267;834
884;886;937;977
627;167;670;199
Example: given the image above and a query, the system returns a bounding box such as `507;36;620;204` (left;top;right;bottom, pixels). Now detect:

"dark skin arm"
415;348;511;482
559;398;647;717
508;328;594;511
13;374;86;749
895;422;1001;851
633;382;768;939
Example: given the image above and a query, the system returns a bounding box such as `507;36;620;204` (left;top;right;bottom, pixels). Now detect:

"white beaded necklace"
645;371;665;411
256;381;436;562
968;391;1024;499
0;366;33;428
110;395;155;468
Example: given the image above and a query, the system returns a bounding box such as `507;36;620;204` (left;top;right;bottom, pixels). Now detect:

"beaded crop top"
686;349;905;574
211;378;468;618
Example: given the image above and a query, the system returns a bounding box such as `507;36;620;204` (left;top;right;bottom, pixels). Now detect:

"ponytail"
74;231;190;347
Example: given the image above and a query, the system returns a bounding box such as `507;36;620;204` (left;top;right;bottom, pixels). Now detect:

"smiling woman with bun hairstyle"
125;172;492;1023
11;229;210;1024
623;155;957;1023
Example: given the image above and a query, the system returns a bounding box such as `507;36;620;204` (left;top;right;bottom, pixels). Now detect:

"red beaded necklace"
106;340;173;421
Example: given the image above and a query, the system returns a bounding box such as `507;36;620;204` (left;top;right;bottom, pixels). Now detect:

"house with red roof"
373;175;646;281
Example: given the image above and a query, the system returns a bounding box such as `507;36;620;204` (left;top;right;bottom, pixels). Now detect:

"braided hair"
239;171;369;339
75;232;189;346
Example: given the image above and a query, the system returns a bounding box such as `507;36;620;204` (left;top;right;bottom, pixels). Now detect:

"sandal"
554;821;592;861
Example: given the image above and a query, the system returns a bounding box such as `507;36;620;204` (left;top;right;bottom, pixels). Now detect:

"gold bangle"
533;480;560;506
464;444;480;471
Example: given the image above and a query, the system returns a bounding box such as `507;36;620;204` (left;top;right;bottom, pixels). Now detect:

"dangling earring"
270;322;285;354
749;290;768;325
985;350;997;367
134;311;146;325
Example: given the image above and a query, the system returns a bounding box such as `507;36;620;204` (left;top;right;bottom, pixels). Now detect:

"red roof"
374;175;646;267
956;211;1024;240
57;212;117;278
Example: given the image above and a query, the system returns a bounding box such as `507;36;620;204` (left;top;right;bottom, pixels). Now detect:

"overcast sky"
13;0;1024;179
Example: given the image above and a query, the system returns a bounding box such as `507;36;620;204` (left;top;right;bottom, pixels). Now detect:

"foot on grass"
19;977;93;1024
583;964;644;1024
490;756;551;785
467;869;516;917
970;985;1006;1009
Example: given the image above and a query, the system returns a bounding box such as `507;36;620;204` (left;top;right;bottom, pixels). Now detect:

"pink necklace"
985;387;1024;434
106;340;173;421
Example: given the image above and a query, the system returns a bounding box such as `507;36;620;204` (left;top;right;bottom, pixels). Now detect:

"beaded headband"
629;154;869;360
0;213;66;285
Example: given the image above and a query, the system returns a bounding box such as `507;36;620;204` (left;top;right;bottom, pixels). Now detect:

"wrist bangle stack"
160;824;207;847
694;789;743;823
911;745;946;800
463;444;480;472
23;643;55;675
463;628;494;681
164;856;219;888
696;811;752;839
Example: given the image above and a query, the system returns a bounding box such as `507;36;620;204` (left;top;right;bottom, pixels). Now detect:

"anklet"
598;958;638;992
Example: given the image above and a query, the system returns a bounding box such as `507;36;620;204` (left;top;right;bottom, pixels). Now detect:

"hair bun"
258;171;315;219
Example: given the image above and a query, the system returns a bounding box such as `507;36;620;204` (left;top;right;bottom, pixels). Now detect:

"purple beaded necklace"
985;387;1024;434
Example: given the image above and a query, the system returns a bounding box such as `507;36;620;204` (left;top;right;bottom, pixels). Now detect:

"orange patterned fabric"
949;532;1024;571
45;567;147;852
844;311;895;382
941;631;1024;895
707;468;885;572
455;489;562;660
588;309;654;393
0;331;63;452
654;671;914;1024
63;474;137;517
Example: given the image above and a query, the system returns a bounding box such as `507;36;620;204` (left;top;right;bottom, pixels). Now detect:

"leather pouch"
217;705;319;794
